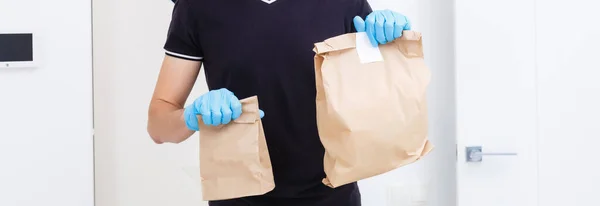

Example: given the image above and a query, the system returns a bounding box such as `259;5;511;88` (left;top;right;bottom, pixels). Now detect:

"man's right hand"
183;88;264;131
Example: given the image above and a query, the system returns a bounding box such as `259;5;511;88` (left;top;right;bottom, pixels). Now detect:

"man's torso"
176;0;371;204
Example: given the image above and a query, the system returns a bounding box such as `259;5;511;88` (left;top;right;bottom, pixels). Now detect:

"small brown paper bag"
197;96;275;201
313;31;434;188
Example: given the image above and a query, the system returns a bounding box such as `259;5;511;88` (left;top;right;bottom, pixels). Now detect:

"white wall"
93;0;208;205
454;0;539;205
92;0;455;206
453;1;600;205
0;0;94;206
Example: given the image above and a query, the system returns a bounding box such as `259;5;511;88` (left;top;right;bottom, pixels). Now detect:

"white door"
536;0;600;205
455;0;539;205
456;0;600;205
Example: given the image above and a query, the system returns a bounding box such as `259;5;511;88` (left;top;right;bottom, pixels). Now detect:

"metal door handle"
465;146;517;162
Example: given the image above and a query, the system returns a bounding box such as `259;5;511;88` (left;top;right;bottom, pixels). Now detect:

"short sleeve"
350;0;374;33
163;0;203;61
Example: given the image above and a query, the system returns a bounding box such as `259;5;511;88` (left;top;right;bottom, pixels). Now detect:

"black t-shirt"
164;0;372;205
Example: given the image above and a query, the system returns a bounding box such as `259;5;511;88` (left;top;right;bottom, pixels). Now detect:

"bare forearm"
147;99;194;144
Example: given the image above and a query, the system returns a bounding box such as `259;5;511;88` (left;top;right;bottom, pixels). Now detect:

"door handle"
465;146;518;162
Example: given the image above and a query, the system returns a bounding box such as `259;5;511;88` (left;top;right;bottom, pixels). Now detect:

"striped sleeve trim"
165;50;203;61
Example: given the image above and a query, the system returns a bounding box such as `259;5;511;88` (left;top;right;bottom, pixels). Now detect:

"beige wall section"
92;0;209;205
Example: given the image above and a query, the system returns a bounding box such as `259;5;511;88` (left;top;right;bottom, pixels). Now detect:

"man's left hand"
353;10;411;47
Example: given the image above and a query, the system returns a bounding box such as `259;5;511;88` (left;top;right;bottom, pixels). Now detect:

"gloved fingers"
403;15;412;30
374;12;387;45
183;106;200;131
215;89;238;126
382;10;396;43
392;12;410;39
209;93;224;126
365;13;378;47
392;12;404;39
353;16;366;32
220;104;233;125
198;96;213;126
259;109;265;119
218;90;235;125
229;95;242;120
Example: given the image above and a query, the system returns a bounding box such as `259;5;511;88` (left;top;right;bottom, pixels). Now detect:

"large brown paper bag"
313;31;434;188
197;96;275;201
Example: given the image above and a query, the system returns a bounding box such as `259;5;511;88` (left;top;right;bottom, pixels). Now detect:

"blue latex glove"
183;88;265;130
353;10;412;47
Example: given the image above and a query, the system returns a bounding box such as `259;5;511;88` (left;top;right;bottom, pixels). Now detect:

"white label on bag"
355;32;384;64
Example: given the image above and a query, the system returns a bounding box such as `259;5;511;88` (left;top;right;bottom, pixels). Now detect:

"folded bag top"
313;30;434;188
314;30;424;57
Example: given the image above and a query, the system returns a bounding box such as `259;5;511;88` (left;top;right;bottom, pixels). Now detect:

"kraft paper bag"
313;31;434;188
197;96;275;201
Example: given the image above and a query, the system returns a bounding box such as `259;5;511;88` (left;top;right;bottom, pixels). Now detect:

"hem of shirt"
164;50;203;61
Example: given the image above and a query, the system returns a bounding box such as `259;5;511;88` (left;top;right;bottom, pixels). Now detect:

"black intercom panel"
0;33;34;62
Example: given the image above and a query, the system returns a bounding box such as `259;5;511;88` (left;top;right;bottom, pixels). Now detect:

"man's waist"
264;181;359;198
